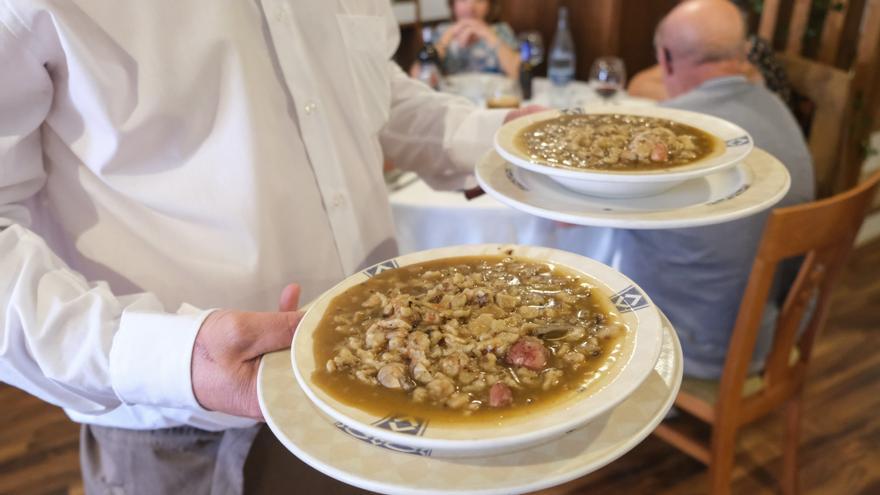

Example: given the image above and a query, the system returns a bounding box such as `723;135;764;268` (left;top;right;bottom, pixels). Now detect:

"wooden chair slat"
855;0;880;71
785;0;814;55
758;0;783;41
653;424;712;465
835;0;880;191
777;53;852;197
818;0;850;64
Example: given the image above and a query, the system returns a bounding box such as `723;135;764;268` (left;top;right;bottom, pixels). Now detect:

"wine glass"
518;31;545;66
486;77;522;109
589;57;627;103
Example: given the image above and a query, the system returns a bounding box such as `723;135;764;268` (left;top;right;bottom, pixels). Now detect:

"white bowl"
291;244;664;458
494;107;754;198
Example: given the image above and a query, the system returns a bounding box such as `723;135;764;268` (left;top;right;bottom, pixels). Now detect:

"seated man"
614;0;815;378
628;1;792;106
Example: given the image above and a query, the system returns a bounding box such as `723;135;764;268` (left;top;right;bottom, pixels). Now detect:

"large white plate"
289;244;663;458
440;73;514;104
476;147;791;229
493;107;754;198
258;314;683;495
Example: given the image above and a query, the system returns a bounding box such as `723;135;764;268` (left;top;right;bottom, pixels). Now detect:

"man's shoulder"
664;78;815;204
662;78;799;136
664;77;779;111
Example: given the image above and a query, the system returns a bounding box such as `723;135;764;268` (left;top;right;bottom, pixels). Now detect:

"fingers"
278;283;301;312
239;310;304;358
193;308;304;420
457;27;477;46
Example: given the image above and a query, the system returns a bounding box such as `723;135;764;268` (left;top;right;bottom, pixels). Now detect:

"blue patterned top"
436;22;518;75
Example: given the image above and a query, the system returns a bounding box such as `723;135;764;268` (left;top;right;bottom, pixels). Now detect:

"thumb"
243;310;304;358
278;283;302;312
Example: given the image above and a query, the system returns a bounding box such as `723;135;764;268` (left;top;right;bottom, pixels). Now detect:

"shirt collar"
696;75;749;90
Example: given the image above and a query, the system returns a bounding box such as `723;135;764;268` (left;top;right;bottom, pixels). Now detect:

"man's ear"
662;48;674;76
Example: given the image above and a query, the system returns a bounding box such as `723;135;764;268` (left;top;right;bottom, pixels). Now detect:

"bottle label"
548;69;574;86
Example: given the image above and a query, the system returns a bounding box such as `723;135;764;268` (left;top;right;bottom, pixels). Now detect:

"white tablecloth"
527;77;656;109
390;174;618;262
440;74;655;109
389;81;654;262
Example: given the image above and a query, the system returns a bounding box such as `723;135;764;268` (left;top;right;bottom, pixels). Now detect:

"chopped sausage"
507;336;548;370
489;382;513;408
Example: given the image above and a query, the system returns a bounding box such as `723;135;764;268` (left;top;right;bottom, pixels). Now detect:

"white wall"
392;0;451;25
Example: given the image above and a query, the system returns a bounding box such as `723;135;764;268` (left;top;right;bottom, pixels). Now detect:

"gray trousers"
80;424;373;495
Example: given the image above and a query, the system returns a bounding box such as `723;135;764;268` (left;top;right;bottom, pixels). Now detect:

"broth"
516;114;720;171
311;255;628;424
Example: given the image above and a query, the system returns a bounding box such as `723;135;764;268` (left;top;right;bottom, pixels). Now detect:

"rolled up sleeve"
380;63;508;191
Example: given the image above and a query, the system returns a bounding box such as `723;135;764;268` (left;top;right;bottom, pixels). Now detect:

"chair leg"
782;395;803;495
708;424;738;495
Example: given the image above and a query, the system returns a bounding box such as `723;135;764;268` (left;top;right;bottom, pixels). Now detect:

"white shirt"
0;0;505;430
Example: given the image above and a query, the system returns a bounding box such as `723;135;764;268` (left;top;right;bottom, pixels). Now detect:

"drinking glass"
589;57;627;103
485;78;522;109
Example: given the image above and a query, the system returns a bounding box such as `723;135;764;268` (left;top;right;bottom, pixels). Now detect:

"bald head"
657;0;747;64
654;0;749;96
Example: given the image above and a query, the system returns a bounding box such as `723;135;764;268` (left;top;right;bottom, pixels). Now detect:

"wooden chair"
775;53;851;199
652;170;880;495
756;0;880;197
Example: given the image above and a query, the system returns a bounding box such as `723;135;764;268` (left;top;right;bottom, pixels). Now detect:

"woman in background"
411;0;520;78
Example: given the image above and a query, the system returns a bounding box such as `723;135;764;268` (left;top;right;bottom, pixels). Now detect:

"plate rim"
476;147;791;230
257;314;683;495
289;244;664;452
493;107;754;183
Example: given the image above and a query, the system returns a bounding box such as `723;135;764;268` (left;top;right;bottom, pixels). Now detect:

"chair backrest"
776;53;851;198
715;170;880;419
756;0;880;196
757;0;880;68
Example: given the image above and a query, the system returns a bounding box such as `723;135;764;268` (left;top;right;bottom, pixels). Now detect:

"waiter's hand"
191;284;303;420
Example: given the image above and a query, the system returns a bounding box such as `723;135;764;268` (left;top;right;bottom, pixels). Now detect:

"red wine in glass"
595;85;619;101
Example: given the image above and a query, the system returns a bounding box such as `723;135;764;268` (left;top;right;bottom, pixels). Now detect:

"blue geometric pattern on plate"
611;285;651;313
706;183;750;205
373;414;429;436
363;259;399;278
504;165;530;191
725;135;750;147
335;422;432;457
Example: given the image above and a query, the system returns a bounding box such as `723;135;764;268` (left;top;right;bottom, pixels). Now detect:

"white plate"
440;73;515;105
494;107;754;198
476;148;791;229
290;244;664;457
258;313;682;495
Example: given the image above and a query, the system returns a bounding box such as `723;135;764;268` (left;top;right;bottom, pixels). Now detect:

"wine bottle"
519;41;534;101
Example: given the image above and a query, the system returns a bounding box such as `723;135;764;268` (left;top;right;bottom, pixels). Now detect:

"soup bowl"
494;107;753;198
291;244;663;458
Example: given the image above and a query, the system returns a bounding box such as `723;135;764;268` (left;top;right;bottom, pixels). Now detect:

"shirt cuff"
109;309;213;411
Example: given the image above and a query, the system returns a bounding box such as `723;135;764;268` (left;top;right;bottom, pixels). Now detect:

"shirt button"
331;194;345;208
304;101;318;115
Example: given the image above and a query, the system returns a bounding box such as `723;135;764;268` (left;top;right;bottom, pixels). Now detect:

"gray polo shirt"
614;76;814;378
